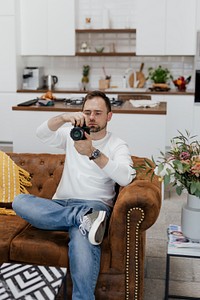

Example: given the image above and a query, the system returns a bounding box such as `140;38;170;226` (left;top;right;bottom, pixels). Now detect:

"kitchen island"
13;99;166;114
12;101;166;160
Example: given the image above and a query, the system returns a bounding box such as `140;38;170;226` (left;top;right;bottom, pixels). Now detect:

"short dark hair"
82;90;111;113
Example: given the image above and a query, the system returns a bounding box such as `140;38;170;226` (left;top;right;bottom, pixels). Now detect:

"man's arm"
36;112;86;149
74;134;135;186
48;112;86;131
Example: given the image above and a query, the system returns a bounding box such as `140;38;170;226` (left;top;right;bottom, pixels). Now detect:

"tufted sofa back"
8;153;65;199
7;153;159;199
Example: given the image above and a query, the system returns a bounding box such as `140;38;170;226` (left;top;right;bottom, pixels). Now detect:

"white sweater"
36;121;135;207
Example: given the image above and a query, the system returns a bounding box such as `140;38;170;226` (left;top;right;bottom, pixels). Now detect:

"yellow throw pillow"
0;151;32;215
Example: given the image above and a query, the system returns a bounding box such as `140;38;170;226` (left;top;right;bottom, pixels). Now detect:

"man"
13;90;135;300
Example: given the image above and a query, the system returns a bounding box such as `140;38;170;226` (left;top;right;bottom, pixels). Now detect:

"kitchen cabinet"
164;95;194;144
193;104;200;140
108;113;166;160
0;17;16;91
136;0;196;55
0;0;16;92
0;0;14;15
75;29;136;56
196;0;200;31
20;0;75;56
165;0;196;55
0;0;18;141
151;94;194;147
0;94;17;141
136;0;166;55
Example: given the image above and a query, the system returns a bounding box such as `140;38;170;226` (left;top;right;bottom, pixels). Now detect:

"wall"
21;0;195;90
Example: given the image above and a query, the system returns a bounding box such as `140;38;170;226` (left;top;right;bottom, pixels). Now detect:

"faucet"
124;68;133;76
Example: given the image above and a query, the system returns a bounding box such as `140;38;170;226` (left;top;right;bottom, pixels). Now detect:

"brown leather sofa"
0;153;161;300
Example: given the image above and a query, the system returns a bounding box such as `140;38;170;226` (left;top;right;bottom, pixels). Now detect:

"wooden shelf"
76;28;136;57
76;52;136;56
76;28;136;33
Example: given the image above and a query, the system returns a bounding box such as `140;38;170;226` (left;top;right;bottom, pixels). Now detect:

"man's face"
83;97;112;133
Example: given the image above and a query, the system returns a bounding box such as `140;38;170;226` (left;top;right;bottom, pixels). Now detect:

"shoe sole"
88;211;107;245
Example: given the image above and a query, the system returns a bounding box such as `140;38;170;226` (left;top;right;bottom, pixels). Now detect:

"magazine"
167;224;200;248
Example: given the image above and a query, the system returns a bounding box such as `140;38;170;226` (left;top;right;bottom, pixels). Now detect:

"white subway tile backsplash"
22;0;195;90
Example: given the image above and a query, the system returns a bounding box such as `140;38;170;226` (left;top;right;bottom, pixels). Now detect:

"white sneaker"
79;210;107;245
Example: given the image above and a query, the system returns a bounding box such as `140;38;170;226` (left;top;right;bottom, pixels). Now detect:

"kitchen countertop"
17;88;194;95
12;100;167;115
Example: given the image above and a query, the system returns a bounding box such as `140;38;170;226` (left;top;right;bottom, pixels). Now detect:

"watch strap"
89;149;101;160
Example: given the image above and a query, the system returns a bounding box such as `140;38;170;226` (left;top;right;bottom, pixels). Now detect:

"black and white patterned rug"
0;263;67;300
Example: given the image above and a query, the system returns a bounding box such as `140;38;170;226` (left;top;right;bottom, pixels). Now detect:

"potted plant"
147;65;173;90
137;131;200;241
81;65;90;91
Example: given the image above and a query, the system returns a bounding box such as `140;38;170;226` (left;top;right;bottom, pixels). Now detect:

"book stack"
167;224;200;256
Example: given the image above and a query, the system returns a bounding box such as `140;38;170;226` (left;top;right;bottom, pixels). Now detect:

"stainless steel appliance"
64;96;123;107
195;70;200;102
43;75;58;90
22;67;44;90
195;32;200;102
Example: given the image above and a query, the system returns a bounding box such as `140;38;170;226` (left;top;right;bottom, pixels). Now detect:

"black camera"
70;122;90;141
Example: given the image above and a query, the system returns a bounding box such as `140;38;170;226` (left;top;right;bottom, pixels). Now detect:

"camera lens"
70;127;85;141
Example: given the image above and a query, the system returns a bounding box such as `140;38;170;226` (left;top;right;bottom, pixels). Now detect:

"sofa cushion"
0;215;28;264
10;225;118;273
10;225;69;267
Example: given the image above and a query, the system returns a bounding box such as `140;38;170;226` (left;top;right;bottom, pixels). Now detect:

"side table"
165;242;200;300
0;263;67;300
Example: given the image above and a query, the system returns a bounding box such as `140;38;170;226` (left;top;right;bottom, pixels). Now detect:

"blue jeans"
12;194;111;300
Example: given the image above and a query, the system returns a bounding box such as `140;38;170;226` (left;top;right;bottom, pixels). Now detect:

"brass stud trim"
125;207;145;300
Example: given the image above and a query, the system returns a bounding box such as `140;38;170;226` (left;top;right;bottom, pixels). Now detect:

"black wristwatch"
89;149;101;160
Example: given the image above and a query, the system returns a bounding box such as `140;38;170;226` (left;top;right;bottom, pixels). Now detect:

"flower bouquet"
139;131;200;197
173;76;191;91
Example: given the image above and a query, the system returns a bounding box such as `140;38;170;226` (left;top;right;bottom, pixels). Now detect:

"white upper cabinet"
20;0;75;56
196;0;200;30
0;17;16;91
47;0;75;56
20;0;47;55
0;0;15;15
136;0;166;55
165;0;196;55
136;0;196;55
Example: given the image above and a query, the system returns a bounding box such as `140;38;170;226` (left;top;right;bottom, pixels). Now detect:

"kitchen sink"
105;88;147;92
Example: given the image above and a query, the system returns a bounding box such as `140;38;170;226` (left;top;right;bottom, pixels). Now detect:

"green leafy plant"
137;131;200;197
82;65;90;83
147;65;173;84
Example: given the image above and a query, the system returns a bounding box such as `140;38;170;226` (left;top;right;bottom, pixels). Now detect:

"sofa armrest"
108;178;161;269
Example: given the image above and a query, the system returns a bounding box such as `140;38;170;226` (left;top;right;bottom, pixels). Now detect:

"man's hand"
74;132;93;157
48;112;86;131
62;112;86;127
74;132;109;169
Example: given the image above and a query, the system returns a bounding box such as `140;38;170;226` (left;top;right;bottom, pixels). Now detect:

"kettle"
44;75;58;90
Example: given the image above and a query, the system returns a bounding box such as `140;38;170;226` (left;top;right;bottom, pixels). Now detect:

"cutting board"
129;63;146;88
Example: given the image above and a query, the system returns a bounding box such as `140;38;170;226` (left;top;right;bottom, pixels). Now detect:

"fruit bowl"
173;76;191;91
